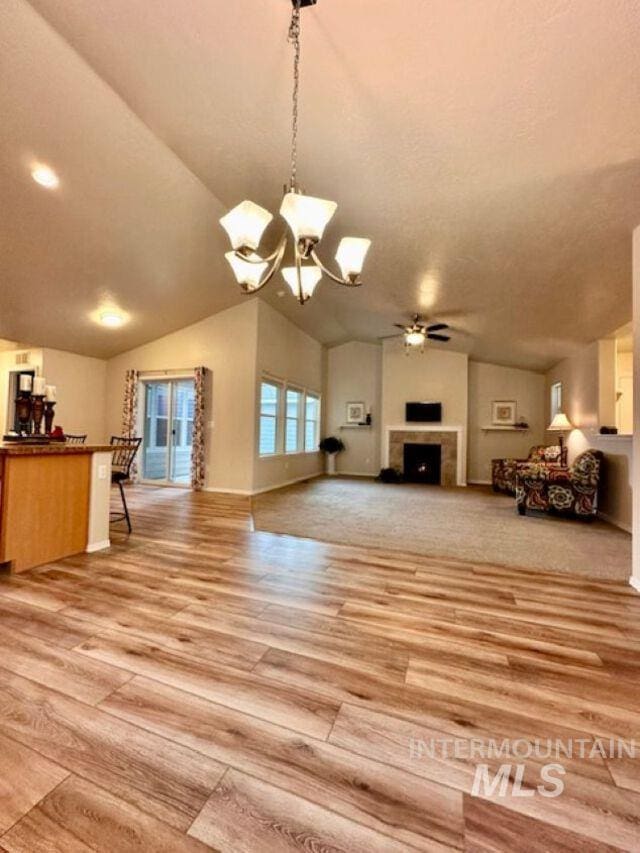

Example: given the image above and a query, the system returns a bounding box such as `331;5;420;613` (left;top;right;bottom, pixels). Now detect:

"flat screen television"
406;402;442;423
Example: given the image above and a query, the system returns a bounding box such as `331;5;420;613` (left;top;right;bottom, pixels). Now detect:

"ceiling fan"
392;314;451;348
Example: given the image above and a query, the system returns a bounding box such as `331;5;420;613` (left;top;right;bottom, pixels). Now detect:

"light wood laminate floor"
0;486;638;852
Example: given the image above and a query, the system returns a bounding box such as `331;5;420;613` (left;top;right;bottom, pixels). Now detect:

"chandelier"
219;0;371;305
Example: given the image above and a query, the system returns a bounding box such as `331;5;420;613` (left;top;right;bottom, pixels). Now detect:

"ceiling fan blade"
394;324;409;331
379;333;404;340
427;333;451;342
426;323;449;332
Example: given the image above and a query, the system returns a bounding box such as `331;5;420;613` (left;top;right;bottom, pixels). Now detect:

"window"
285;388;303;453
550;382;562;420
258;378;321;457
305;393;320;451
259;381;280;456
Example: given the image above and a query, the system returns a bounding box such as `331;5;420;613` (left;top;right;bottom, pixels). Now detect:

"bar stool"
110;436;142;534
65;434;87;444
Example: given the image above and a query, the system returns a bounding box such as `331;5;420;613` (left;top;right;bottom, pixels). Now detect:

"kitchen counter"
0;443;113;572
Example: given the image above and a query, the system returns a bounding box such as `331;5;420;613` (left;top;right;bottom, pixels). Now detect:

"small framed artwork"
346;401;365;424
492;400;517;425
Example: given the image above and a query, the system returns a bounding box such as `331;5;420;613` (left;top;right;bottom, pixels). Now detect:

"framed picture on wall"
346;401;365;424
492;400;517;425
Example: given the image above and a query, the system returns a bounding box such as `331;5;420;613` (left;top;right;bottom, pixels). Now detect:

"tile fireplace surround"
385;425;465;487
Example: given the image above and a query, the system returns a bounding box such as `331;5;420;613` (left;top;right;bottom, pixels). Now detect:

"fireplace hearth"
403;442;442;484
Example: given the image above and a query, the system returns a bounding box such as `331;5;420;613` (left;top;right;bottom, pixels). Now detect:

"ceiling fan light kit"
392;314;452;352
219;0;371;304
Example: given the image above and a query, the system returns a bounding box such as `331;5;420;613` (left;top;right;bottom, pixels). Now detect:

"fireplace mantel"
383;424;466;486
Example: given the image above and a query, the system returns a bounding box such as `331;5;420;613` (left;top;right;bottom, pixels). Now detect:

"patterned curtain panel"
191;366;207;490
121;369;140;481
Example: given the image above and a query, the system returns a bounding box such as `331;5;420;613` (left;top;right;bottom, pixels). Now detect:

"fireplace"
403;442;442;484
387;427;462;486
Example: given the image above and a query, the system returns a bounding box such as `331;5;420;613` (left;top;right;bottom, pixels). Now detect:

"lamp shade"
225;251;268;290
282;265;322;300
548;412;573;431
280;193;337;242
335;237;371;279
220;200;273;251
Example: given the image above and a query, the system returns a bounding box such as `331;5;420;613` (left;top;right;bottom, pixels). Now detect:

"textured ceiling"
2;0;639;368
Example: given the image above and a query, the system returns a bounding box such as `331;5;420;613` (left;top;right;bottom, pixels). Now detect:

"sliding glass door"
141;378;195;485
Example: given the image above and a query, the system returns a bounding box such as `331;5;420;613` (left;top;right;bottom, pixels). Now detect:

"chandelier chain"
288;0;302;192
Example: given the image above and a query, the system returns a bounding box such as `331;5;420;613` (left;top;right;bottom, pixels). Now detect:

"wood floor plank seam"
184;762;433;852
3;771;220;852
0;717;228;837
0;775;72;844
95;669;337;744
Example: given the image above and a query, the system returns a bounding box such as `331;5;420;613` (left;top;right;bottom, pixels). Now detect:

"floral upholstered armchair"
491;445;566;495
516;449;604;518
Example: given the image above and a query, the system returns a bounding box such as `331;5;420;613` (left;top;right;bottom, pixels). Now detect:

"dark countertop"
0;443;114;456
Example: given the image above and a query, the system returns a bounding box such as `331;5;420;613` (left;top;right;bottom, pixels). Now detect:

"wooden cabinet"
0;445;112;573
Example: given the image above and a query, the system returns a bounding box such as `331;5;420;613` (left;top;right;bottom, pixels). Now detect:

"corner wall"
467;361;546;484
42;348;107;443
632;226;640;588
546;341;632;532
253;300;324;492
326;342;381;476
105;300;258;493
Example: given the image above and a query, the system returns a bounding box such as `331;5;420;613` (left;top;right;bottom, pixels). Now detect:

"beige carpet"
252;477;632;580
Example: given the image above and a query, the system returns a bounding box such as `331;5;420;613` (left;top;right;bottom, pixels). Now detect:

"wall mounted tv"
406;402;442;423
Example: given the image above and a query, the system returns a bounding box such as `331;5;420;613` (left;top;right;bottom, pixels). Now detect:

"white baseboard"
251;472;323;495
205;472;322;497
468;479;492;486
86;539;110;553
336;471;376;478
204;487;253;496
630;577;640;593
597;511;632;534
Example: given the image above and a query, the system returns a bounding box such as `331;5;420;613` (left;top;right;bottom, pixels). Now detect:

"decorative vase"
327;452;337;476
44;401;56;435
15;394;32;434
31;395;45;435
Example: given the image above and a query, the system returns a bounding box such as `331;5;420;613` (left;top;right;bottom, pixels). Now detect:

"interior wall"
105;300;258;493
546;341;632;532
381;341;469;479
467;361;546;484
253;300;324;493
598;339;617;428
632;225;640;588
326;341;382;476
42;348;107;443
0;348;44;436
616;349;633;435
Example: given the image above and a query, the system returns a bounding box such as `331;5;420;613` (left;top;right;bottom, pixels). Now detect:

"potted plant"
319;436;345;476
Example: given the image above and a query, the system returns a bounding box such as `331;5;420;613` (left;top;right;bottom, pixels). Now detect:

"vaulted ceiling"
2;0;639;369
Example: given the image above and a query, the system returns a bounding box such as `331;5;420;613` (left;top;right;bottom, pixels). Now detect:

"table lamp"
548;412;572;463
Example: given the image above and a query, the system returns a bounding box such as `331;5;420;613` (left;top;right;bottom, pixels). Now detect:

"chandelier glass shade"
219;0;371;304
220;201;273;251
282;265;322;300
224;251;269;290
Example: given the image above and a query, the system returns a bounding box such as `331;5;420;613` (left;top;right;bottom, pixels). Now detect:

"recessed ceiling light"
99;311;125;328
31;165;59;189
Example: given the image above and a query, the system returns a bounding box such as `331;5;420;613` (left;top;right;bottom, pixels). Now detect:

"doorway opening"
141;378;195;486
